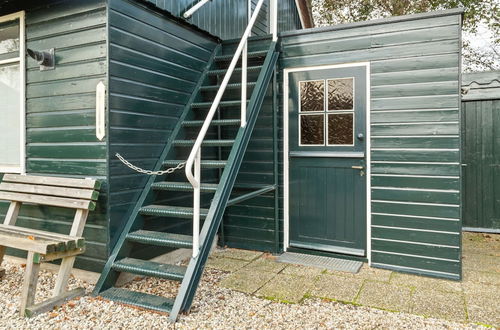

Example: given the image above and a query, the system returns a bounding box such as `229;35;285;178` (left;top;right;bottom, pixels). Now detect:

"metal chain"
115;153;186;176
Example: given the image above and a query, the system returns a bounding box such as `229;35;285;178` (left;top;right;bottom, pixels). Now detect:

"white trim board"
0;11;26;174
283;62;372;264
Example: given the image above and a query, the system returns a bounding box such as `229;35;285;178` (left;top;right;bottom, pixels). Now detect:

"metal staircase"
93;0;278;320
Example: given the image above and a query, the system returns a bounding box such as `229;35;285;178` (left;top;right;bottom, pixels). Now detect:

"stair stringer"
169;41;279;322
93;45;222;295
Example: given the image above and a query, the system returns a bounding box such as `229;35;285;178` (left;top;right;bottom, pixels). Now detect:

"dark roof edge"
295;0;314;28
280;7;464;37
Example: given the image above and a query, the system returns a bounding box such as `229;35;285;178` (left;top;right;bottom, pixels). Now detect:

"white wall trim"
0;11;26;174
282;62;372;264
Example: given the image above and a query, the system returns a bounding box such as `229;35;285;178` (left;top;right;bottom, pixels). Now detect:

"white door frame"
0;11;26;174
283;62;372;264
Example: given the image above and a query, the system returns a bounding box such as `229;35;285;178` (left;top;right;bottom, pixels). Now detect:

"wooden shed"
462;71;500;233
0;0;463;319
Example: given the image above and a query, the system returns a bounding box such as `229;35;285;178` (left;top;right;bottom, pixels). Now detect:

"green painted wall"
279;10;462;279
220;10;462;279
107;0;218;249
0;0;108;271
142;0;302;40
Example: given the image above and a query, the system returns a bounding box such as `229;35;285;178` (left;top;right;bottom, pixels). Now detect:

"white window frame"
0;11;26;174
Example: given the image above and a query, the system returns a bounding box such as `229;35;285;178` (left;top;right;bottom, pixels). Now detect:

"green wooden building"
0;0;463;320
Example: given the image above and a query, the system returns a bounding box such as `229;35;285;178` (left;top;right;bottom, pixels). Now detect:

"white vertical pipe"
242;0;251;128
183;0;211;18
270;0;278;41
192;149;201;258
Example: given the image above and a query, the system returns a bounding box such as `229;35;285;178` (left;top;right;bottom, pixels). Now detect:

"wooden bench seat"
0;174;100;317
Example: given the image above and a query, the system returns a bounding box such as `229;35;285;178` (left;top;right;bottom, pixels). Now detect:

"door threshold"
286;246;368;263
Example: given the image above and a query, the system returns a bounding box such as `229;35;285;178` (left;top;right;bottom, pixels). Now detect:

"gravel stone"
0;260;487;329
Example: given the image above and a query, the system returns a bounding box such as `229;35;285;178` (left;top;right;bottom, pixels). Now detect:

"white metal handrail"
186;0;277;258
183;0;212;18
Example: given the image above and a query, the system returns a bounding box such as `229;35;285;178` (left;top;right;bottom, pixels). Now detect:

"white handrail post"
185;0;266;257
270;0;278;41
183;0;211;18
192;149;201;258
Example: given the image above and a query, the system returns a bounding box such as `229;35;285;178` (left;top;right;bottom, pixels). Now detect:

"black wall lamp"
27;48;55;71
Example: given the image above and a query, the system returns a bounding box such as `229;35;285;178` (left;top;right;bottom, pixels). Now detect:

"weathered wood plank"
2;174;99;190
0;232;62;254
20;251;40;317
0;182;98;200
0;192;95;211
24;288;85;318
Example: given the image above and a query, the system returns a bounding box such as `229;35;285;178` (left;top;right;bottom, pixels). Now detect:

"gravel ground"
0;260;486;329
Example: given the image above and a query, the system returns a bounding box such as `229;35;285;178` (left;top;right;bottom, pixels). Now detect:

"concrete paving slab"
357;280;412;312
206;257;250;272
280;264;324;278
462;269;500;286
219;269;275;294
255;274;313;303
212;248;264;261
244;256;286;274
328;264;392;282
462;253;500;273
310;274;363;303
391;272;462;293
410;289;466;321
463;283;500;327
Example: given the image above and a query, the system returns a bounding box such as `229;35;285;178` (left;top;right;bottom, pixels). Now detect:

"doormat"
276;252;363;274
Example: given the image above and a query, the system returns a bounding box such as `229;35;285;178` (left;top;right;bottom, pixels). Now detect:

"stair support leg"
193;149;201;258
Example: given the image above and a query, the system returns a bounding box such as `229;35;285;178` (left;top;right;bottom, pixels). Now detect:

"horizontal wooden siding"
0;0;108;272
107;0;217;249
278;11;462;279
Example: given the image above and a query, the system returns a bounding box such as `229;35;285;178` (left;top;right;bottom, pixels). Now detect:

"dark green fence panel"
462;99;500;231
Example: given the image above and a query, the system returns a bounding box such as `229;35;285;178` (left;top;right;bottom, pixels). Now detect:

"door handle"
351;166;364;170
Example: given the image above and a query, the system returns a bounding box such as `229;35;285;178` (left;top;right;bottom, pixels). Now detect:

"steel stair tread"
152;181;218;192
182;119;241;127
215;50;267;61
99;287;174;313
139;205;209;218
207;66;261;75
163;159;227;168
191;100;243;108
173;139;234;147
127;230;193;248
113;258;186;281
200;82;256;91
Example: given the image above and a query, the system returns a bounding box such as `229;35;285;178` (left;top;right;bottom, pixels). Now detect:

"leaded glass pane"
300;80;324;112
328;113;353;145
300;114;324;145
328;78;353;111
0;20;19;61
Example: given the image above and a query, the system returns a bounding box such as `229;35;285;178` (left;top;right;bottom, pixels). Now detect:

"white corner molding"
95;81;106;141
